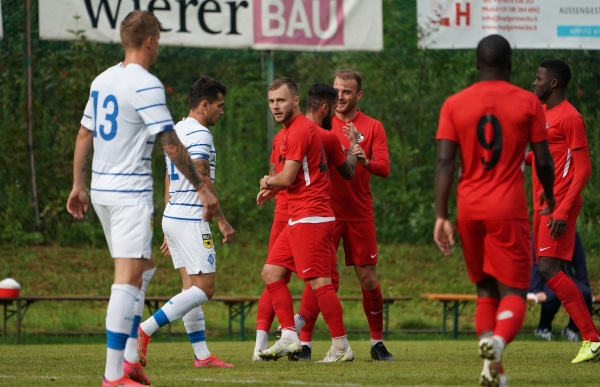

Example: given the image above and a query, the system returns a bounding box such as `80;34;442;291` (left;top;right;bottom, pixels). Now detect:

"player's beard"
274;108;293;124
321;114;333;130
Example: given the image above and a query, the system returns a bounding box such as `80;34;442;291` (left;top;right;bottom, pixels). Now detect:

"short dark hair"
269;77;298;96
539;59;572;88
334;69;362;91
120;11;160;50
306;83;338;112
188;75;227;109
476;35;511;67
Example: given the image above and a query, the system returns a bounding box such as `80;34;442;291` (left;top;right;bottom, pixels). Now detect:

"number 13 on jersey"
91;90;119;141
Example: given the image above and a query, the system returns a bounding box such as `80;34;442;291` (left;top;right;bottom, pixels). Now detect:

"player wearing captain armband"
66;11;217;387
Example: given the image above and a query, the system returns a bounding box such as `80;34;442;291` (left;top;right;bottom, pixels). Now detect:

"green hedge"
1;1;599;247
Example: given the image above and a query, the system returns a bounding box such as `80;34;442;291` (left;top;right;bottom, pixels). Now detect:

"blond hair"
120;11;160;50
333;69;362;91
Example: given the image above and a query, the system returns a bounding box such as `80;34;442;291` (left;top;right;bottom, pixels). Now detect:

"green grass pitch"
0;340;596;386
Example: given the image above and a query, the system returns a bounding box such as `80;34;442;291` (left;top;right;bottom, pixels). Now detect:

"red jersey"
281;114;334;221
436;80;547;221
271;130;289;221
320;128;347;168
531;100;587;211
330;111;390;221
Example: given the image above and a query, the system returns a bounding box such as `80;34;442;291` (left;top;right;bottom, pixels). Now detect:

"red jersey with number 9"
436;80;547;221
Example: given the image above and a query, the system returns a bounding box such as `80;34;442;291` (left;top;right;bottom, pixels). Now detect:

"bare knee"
355;265;378;290
537;258;561;282
262;264;287;285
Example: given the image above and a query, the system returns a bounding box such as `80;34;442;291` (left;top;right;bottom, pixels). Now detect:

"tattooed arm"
336;123;359;180
66;126;94;219
159;130;218;220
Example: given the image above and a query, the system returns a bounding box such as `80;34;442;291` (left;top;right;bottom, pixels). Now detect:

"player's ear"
322;103;329;114
356;90;363;101
550;78;558;89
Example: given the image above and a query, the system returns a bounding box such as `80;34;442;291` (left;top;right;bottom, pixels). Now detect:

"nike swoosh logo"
592;345;600;354
371;253;377;258
302;267;312;273
540;247;551;251
370;310;382;314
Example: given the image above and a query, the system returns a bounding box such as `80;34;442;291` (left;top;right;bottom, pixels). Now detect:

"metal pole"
24;0;40;225
266;50;274;157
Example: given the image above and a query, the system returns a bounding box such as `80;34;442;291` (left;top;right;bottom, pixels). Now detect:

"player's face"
205;93;225;127
268;85;298;126
533;67;552;101
334;77;362;115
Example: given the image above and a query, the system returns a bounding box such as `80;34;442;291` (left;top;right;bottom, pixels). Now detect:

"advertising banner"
418;0;600;49
39;0;383;51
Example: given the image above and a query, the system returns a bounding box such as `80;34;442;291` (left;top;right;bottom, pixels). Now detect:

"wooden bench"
1;295;411;344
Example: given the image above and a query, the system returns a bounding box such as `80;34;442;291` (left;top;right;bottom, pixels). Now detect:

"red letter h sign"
455;2;471;27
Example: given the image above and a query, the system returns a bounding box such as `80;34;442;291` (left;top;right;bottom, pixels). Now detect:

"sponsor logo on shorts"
371;253;378;259
302;267;312;273
207;254;215;266
370;309;382;315
540;247;551;251
203;233;214;249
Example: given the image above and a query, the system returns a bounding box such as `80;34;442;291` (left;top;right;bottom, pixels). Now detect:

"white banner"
39;0;382;51
418;0;600;49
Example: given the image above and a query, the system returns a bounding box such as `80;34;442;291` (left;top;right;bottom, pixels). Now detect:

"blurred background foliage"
1;0;599;248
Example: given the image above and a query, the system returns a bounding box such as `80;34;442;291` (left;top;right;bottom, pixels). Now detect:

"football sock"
314;284;346;338
183;305;211;360
141;286;208;336
547;271;600;341
332;336;349;352
281;328;299;341
266;280;296;332
105;284;139;381
298;282;318;342
255;330;269;351
475;297;500;338
256;288;275;332
493;295;526;345
370;339;382;347
300;341;312;349
362;284;384;341
124;267;155;363
295;314;306;332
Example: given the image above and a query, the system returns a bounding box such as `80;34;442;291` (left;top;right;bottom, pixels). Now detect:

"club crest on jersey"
357;132;365;143
202;234;213;249
546;122;549;128
207;254;215;266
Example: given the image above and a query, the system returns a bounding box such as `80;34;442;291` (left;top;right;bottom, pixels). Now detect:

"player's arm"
433;139;457;256
260;160;301;190
66;126;94;219
359;123;390;178
158;130;218;220
194;158;234;243
530;140;555;215
335;123;358;180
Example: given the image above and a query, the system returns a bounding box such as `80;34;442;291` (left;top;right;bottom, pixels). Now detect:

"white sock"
281;329;299;341
255;330;269;351
300;341;312;349
140;286;208;336
294;314;306;332
370;339;383;347
124;268;156;363
183;305;211;360
105;284;139;381
493;335;507;352
332;336;349;352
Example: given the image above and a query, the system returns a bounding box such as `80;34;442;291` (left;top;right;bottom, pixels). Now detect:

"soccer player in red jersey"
529;59;599;363
329;69;393;361
257;78;353;362
434;35;555;386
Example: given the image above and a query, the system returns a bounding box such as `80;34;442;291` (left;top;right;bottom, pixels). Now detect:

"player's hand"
535;292;547;303
433;217;455;256
66;187;89;219
218;220;235;243
160;236;171;256
350;144;369;166
343;122;358;145
547;216;567;239
259;175;274;191
256;188;277;206
197;186;219;221
539;192;555;215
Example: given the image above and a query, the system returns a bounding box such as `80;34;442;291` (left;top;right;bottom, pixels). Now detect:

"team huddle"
64;10;597;387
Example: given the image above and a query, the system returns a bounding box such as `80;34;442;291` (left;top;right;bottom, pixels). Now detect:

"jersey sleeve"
529;98;548;143
366;121;390;178
80;93;94;131
186;130;213;160
323;131;346;167
285;124;310;162
562;114;588;151
270;133;280;165
133;79;175;136
436;98;458;142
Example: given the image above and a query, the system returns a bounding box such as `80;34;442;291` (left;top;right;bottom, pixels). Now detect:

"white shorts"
93;202;153;259
162;216;216;275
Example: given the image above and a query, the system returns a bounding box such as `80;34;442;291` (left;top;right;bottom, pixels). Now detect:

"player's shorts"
267;221;338;280
162;216;216;275
333;220;378;266
533;206;581;262
269;220;288;252
93;202;153;259
456;219;530;289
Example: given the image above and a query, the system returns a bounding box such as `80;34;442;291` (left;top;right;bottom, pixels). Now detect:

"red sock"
493;295;526;345
256;288;276;332
314;284;346;338
299;283;319;342
362;284;384;340
547;271;600;341
475;297;500;338
266;280;295;331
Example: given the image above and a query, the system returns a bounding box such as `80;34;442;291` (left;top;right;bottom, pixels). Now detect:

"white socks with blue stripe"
105;284;139;381
124;267;156;363
141;286;208;336
183;305;211;360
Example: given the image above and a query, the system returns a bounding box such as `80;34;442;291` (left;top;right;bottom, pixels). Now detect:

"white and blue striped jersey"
80;63;174;206
163;117;216;222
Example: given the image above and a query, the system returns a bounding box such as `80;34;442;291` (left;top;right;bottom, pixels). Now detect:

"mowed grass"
0;340;595;387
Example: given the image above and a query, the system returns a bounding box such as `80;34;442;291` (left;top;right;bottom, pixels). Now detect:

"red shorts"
456;219;531;289
267;221;338;280
268;220;288;252
533;206;580;262
333;220;378;266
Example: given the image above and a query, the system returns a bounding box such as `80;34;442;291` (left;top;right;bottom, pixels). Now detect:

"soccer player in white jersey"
66;11;217;387
136;75;234;369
